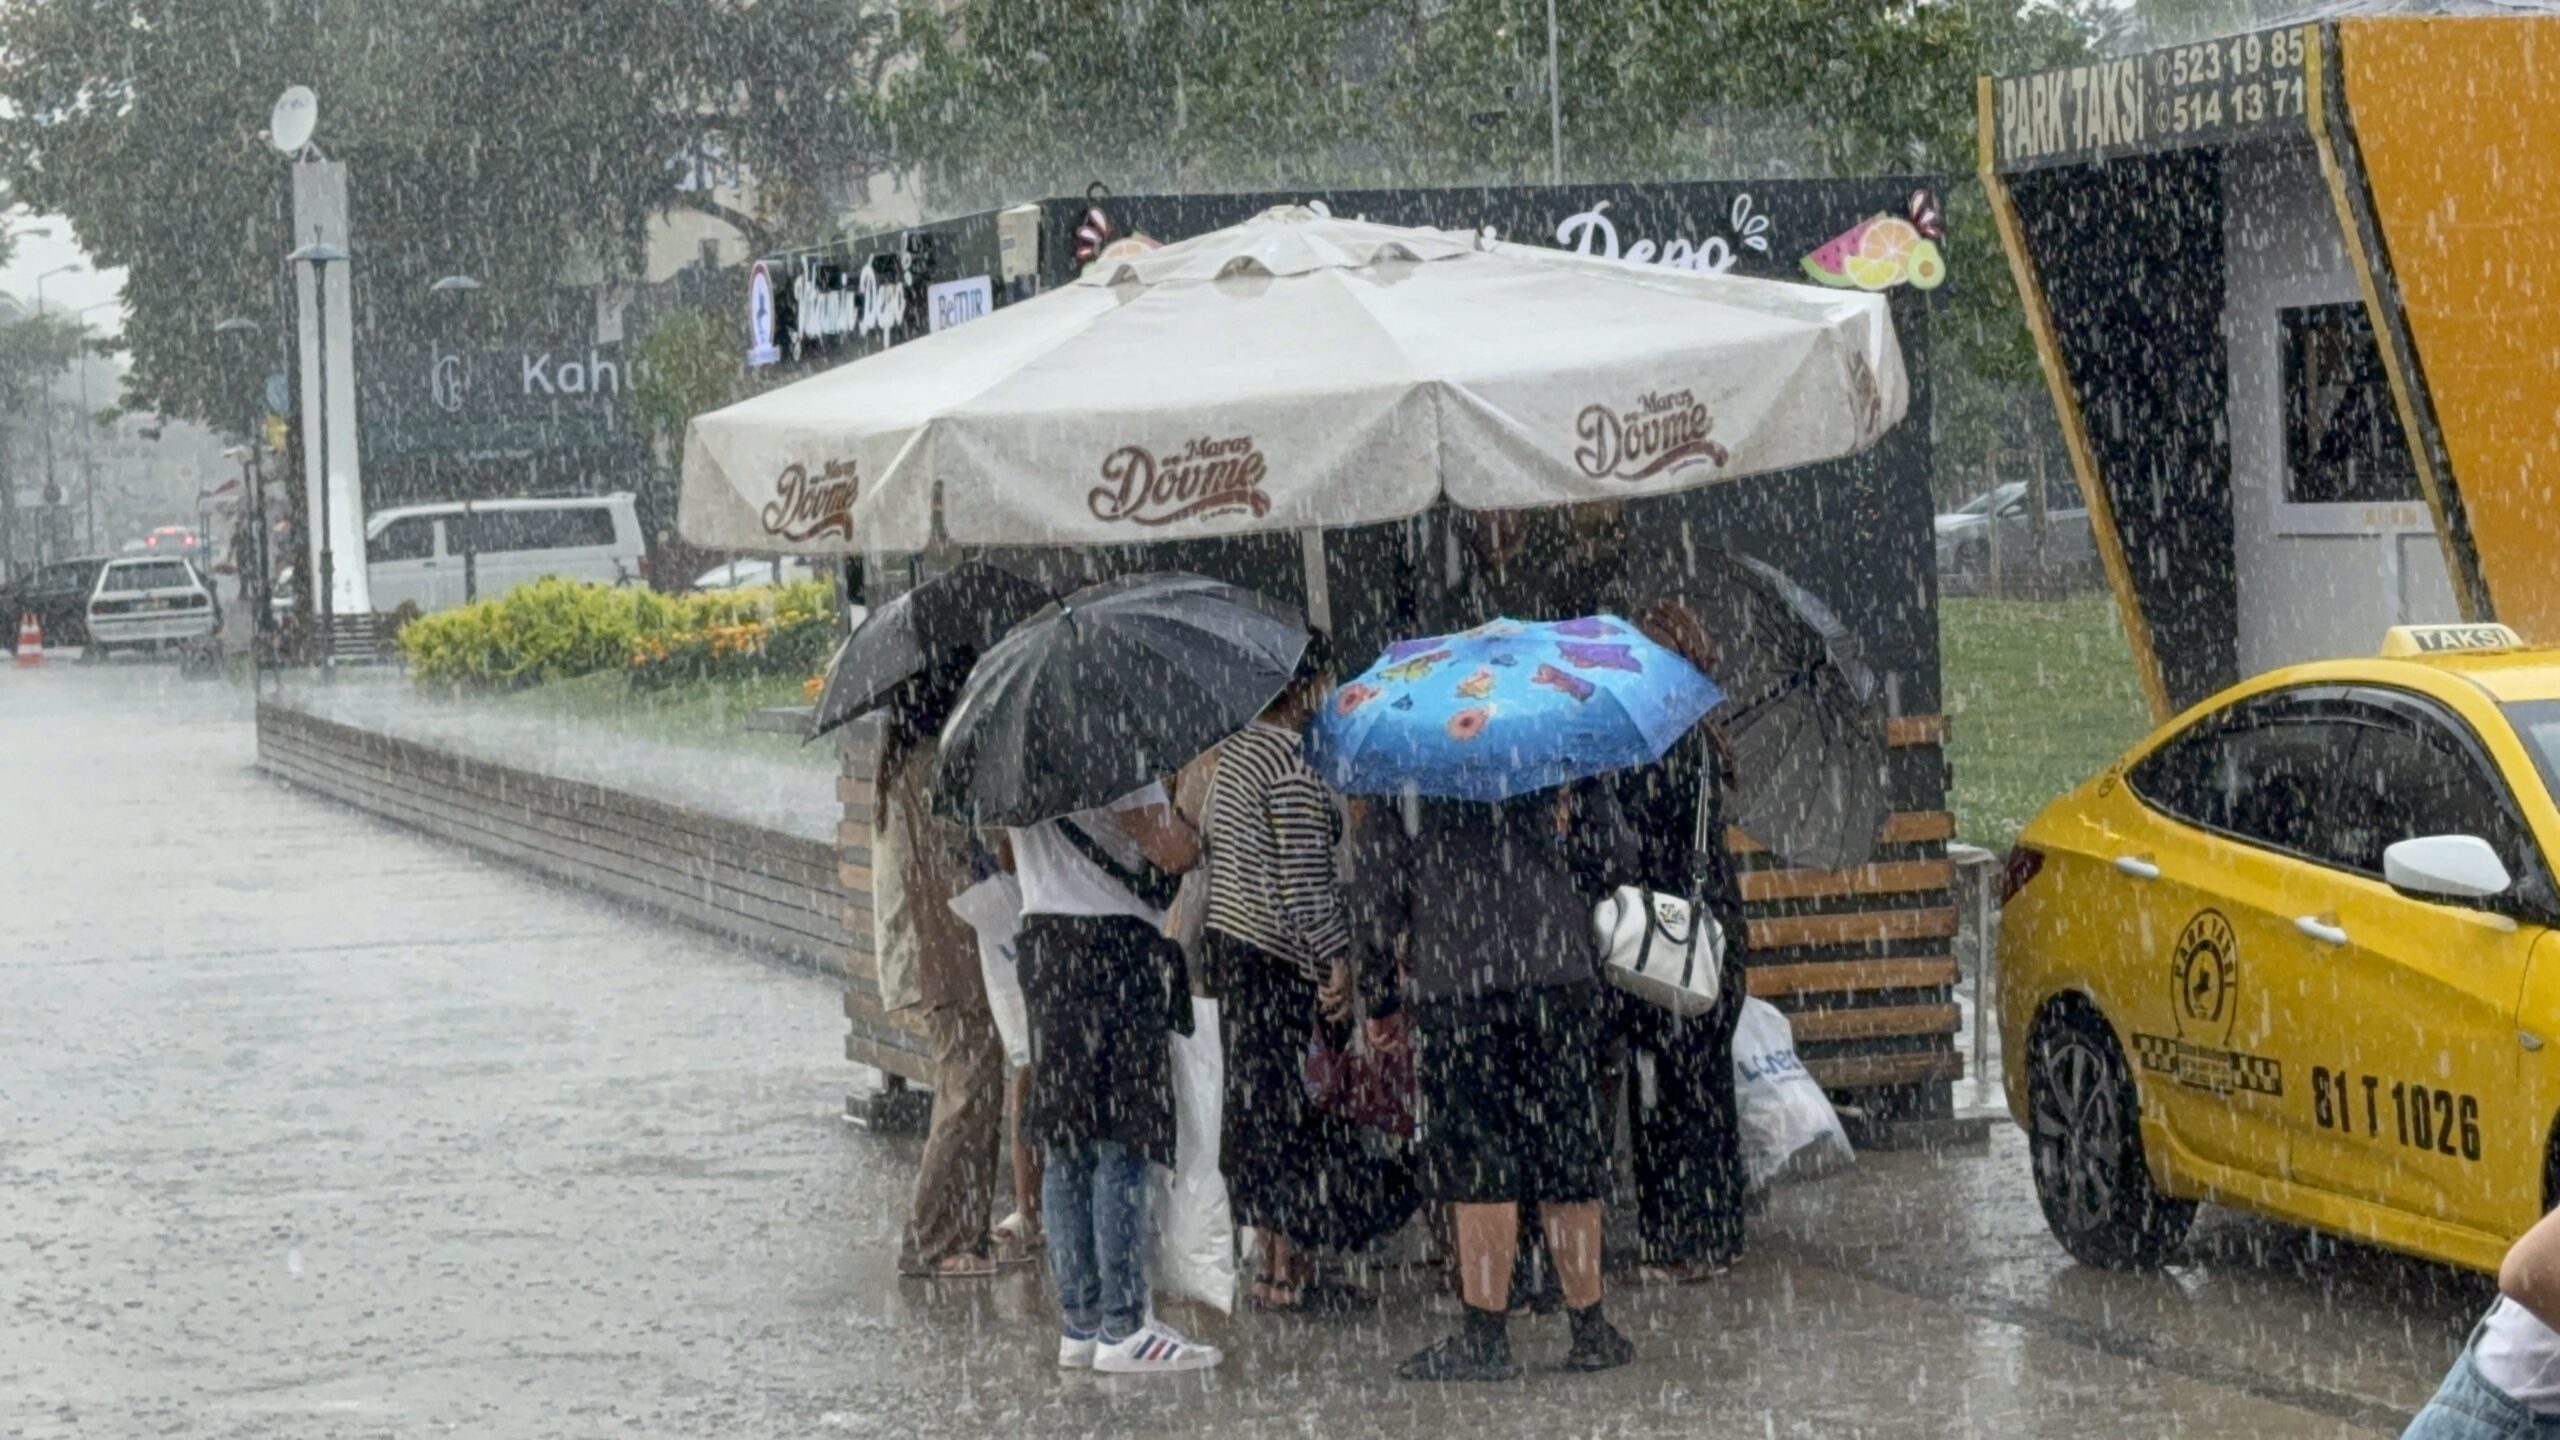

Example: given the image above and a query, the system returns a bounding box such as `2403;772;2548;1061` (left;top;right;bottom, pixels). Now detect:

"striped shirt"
1203;722;1350;981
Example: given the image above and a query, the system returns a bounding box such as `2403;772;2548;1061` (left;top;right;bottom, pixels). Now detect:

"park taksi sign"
1990;25;2314;171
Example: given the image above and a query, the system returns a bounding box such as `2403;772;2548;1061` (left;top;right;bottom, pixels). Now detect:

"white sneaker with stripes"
1092;1319;1222;1374
1058;1324;1099;1369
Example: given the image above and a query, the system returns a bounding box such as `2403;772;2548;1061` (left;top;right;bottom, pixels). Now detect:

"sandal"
899;1250;998;1279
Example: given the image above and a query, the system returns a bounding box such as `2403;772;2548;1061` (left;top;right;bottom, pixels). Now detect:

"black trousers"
1616;984;1748;1267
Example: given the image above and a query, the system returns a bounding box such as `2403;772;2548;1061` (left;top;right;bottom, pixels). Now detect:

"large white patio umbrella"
679;205;1908;555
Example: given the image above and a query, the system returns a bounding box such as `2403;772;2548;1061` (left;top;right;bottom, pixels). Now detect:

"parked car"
691;556;823;591
0;555;111;652
2000;621;2560;1275
365;493;647;614
1935;480;2098;585
85;555;221;658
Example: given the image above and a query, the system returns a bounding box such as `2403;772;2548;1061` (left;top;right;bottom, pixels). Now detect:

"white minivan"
365;494;646;613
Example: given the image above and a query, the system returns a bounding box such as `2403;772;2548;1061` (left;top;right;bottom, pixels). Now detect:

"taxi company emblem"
2172;909;2237;1045
2135;907;2281;1098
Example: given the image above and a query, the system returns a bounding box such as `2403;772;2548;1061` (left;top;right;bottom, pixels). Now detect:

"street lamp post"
1545;0;1563;184
212;316;268;660
431;273;481;600
287;240;347;660
33;262;81;562
74;300;117;553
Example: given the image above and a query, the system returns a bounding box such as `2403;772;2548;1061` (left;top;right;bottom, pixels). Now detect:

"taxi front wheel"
2028;1002;2195;1269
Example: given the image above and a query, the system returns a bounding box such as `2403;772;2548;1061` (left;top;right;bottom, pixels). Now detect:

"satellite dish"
269;87;318;156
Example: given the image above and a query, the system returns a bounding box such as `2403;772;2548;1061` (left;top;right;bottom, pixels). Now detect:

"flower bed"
398;576;835;694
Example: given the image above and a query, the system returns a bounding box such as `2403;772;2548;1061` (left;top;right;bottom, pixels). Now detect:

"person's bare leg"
1540;1202;1605;1312
1256;1230;1299;1305
1544;1200;1632;1371
1400;1201;1525;1380
1454;1202;1519;1313
1008;1066;1040;1224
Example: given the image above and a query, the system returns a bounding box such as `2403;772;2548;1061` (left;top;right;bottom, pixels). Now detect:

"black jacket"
1347;782;1633;1011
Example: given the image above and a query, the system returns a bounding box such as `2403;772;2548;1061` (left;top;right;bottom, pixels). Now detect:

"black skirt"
1209;932;1415;1251
1018;914;1177;1168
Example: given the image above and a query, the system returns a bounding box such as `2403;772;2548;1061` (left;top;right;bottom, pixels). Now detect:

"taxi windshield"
2503;700;2560;806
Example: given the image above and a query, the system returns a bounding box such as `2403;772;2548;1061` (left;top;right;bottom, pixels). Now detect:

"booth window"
2281;303;2419;505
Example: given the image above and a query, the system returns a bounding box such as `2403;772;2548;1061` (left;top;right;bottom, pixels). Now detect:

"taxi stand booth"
1979;14;2560;721
734;180;1974;1125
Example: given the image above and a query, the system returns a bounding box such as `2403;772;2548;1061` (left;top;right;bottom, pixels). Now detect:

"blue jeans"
2406;1342;2560;1438
1042;1136;1150;1339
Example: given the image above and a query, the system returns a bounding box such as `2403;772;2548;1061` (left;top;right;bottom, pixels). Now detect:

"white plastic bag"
1733;997;1855;1189
1153;996;1237;1314
946;873;1029;1068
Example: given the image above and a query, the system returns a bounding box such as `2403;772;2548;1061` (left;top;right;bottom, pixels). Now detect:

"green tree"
876;0;2104;504
0;308;93;569
0;0;898;430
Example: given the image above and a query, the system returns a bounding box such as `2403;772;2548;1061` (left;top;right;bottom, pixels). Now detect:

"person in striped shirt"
1202;634;1414;1312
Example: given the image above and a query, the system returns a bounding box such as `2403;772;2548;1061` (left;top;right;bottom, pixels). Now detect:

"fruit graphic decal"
1456;668;1497;699
1379;649;1453;683
1802;189;1946;293
1530;663;1596;702
1556;641;1643;673
1333;682;1382;716
1446;707;1492;741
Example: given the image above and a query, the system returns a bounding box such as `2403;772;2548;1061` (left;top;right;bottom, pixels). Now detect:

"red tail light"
1997;845;2046;906
635;554;651;581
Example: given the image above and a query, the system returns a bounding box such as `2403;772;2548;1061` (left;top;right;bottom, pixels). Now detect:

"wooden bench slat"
1728;811;1951;854
1808;1049;1964;1091
1787;1002;1962;1044
1740;859;1954;903
1746;906;1959;951
1747;956;1959;998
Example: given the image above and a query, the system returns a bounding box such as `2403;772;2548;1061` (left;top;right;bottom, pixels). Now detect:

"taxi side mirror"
2383;835;2514;904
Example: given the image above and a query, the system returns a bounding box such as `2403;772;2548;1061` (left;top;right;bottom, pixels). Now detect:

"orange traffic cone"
14;611;41;666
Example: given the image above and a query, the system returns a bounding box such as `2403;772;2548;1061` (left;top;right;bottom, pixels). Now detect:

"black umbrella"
933;572;1308;826
806;560;1054;742
1683;552;1889;872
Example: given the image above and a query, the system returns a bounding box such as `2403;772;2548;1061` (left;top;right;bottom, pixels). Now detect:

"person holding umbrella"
808;562;1053;1281
1316;613;1725;1381
937;572;1311;1376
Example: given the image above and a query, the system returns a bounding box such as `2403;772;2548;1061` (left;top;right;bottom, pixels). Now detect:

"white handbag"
1593;886;1724;1016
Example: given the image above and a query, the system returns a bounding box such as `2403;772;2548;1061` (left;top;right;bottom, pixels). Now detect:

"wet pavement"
2;662;2483;1438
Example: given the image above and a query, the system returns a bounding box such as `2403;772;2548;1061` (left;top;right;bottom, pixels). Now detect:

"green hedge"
399;577;834;693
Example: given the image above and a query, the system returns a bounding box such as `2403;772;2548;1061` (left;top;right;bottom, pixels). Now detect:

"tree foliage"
876;0;2103;499
0;0;898;430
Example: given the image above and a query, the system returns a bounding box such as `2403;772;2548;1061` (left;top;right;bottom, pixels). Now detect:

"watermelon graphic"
1801;217;1874;288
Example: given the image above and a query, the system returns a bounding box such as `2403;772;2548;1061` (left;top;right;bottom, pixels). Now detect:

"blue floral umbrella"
1306;615;1723;801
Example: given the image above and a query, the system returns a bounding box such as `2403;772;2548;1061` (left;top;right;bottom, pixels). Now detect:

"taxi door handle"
2112;855;2160;881
2295;915;2349;947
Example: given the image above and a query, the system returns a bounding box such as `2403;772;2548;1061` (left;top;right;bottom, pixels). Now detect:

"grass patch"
481;669;836;771
1942;595;2153;852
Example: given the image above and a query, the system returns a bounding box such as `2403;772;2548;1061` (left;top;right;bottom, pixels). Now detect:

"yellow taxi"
1999;623;2560;1273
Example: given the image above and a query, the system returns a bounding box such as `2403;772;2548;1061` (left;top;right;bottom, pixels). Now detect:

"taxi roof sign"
2380;623;2525;658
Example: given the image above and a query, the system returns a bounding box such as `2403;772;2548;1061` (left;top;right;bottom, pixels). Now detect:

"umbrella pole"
1298;528;1331;634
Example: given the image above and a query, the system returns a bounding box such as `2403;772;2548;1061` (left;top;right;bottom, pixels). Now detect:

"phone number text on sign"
1995;24;2314;170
